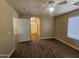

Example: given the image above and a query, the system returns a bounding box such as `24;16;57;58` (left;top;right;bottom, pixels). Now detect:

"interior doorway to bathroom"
31;17;40;42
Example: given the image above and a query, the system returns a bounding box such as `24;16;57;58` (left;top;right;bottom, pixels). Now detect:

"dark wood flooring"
10;38;79;58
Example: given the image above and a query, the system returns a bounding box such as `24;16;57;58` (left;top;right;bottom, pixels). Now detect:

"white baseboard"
7;48;15;58
0;49;15;58
40;37;54;40
54;37;79;51
0;55;8;58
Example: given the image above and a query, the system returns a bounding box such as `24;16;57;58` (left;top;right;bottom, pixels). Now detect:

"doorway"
31;17;40;41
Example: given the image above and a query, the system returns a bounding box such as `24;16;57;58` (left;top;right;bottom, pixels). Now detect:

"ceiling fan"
42;0;79;8
42;0;68;12
42;0;68;7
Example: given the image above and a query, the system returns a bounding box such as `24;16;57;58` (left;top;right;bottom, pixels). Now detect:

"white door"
17;18;31;42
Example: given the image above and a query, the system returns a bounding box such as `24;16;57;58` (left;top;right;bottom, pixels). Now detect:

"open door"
13;18;31;42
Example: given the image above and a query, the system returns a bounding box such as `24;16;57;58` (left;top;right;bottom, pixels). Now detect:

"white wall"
40;16;54;39
0;0;19;57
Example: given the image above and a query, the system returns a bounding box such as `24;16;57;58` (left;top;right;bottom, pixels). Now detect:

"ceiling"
6;0;79;16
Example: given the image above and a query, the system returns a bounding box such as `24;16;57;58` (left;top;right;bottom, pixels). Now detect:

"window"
67;16;79;40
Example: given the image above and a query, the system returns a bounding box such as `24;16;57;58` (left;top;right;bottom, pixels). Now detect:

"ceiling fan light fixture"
48;7;55;12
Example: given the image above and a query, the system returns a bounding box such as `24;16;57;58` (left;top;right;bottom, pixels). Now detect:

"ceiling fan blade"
74;1;79;6
58;1;67;5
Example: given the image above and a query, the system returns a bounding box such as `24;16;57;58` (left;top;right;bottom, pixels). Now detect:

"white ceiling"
6;0;79;16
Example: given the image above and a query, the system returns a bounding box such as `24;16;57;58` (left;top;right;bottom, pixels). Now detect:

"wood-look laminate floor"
10;38;79;58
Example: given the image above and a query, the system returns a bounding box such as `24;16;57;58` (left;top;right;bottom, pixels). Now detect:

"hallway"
31;34;39;42
11;38;79;58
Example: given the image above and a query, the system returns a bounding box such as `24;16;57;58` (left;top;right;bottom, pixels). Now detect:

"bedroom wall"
0;0;19;57
40;16;54;39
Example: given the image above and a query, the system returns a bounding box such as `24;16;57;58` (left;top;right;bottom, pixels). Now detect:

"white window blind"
67;16;79;40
